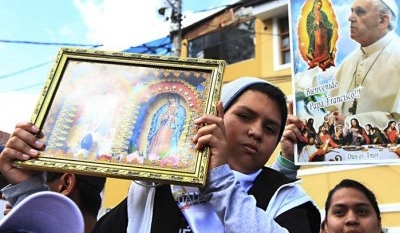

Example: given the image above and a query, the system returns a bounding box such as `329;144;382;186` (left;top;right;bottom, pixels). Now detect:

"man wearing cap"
44;172;106;233
1;168;105;233
1;171;105;233
329;0;400;129
0;191;84;233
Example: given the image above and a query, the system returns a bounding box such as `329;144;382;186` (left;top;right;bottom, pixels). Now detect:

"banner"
290;0;400;165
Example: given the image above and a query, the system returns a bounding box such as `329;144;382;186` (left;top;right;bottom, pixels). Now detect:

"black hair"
324;179;381;222
224;82;288;142
45;172;105;217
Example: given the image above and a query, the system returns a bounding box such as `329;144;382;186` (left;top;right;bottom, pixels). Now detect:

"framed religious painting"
290;0;400;165
14;47;225;187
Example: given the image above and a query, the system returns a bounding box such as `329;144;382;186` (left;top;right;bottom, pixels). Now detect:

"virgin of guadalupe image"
146;93;186;160
301;0;338;71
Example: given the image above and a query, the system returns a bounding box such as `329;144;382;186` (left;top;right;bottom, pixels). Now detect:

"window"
188;19;255;64
278;17;291;64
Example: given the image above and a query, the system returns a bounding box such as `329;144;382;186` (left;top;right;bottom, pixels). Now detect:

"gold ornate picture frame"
15;47;225;187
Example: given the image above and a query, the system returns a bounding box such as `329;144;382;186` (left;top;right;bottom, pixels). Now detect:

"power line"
0;60;52;80
0;42;103;92
190;1;237;13
0;39;102;47
11;81;46;92
0;3;234;91
0;38;171;92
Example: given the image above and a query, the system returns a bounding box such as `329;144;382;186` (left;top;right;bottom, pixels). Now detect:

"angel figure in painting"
146;93;186;162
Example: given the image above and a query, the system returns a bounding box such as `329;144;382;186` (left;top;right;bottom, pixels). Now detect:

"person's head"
384;120;396;130
328;116;335;125
167;93;177;104
350;118;360;127
308;118;314;125
221;77;288;174
319;123;328;133
0;191;84;233
313;0;323;10
336;124;344;133
324;179;382;233
45;172;106;218
348;0;398;46
380;0;398;30
308;135;316;145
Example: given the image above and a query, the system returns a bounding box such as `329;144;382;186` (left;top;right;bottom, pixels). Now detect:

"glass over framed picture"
14;47;225;187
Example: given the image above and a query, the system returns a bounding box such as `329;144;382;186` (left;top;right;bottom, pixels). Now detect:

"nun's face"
223;90;282;174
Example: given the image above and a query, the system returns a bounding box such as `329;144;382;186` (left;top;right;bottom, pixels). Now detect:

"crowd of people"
0;0;398;231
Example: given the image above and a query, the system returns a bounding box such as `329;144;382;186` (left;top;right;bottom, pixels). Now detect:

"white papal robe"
330;31;400;129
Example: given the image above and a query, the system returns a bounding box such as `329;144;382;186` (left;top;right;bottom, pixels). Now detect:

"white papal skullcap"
381;0;398;19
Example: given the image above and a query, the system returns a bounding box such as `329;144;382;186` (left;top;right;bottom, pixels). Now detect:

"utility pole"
159;0;182;57
172;0;182;57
